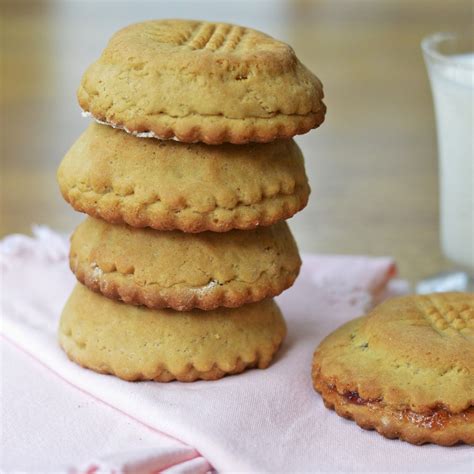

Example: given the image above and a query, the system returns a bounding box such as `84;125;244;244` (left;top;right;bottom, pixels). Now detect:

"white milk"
427;53;474;270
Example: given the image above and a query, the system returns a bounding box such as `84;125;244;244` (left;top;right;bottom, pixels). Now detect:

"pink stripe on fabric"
84;465;99;474
151;452;202;474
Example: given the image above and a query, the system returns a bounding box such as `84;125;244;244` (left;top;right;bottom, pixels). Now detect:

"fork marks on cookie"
143;22;249;53
220;26;246;52
187;23;247;52
142;21;198;46
418;294;473;337
186;23;217;50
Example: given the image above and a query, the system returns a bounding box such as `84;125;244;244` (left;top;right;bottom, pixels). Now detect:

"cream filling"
81;111;189;142
189;279;219;295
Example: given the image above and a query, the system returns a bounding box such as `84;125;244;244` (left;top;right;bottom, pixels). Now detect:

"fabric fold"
2;229;468;473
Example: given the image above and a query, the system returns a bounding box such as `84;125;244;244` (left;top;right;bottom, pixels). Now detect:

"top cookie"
77;19;326;144
312;292;474;445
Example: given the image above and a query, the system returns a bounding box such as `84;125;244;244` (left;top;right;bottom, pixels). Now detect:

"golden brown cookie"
312;292;474;446
59;284;286;382
70;217;301;311
77;19;325;144
57;123;310;232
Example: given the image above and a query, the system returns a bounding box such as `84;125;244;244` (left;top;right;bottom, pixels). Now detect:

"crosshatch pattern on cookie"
141;21;264;53
147;23;248;52
187;24;246;51
417;294;474;335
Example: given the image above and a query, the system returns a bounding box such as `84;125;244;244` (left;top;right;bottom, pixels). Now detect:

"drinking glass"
419;32;473;292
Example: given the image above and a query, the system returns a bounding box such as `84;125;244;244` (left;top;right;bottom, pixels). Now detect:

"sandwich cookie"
78;19;326;144
312;292;474;445
59;284;287;382
58;123;310;232
70;217;301;311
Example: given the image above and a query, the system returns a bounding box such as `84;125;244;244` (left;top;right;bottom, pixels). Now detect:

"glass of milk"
422;32;474;272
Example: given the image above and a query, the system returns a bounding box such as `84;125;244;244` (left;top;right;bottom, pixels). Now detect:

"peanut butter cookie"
59;284;286;382
70;217;301;311
78;19;325;144
57;123;310;232
312;292;474;446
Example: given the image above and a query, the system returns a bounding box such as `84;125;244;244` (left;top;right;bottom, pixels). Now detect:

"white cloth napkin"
1;227;472;473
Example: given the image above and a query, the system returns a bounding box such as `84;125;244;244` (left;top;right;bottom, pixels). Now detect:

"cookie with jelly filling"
312;292;474;445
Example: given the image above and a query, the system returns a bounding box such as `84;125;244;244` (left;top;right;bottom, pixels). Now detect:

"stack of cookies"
56;19;326;382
